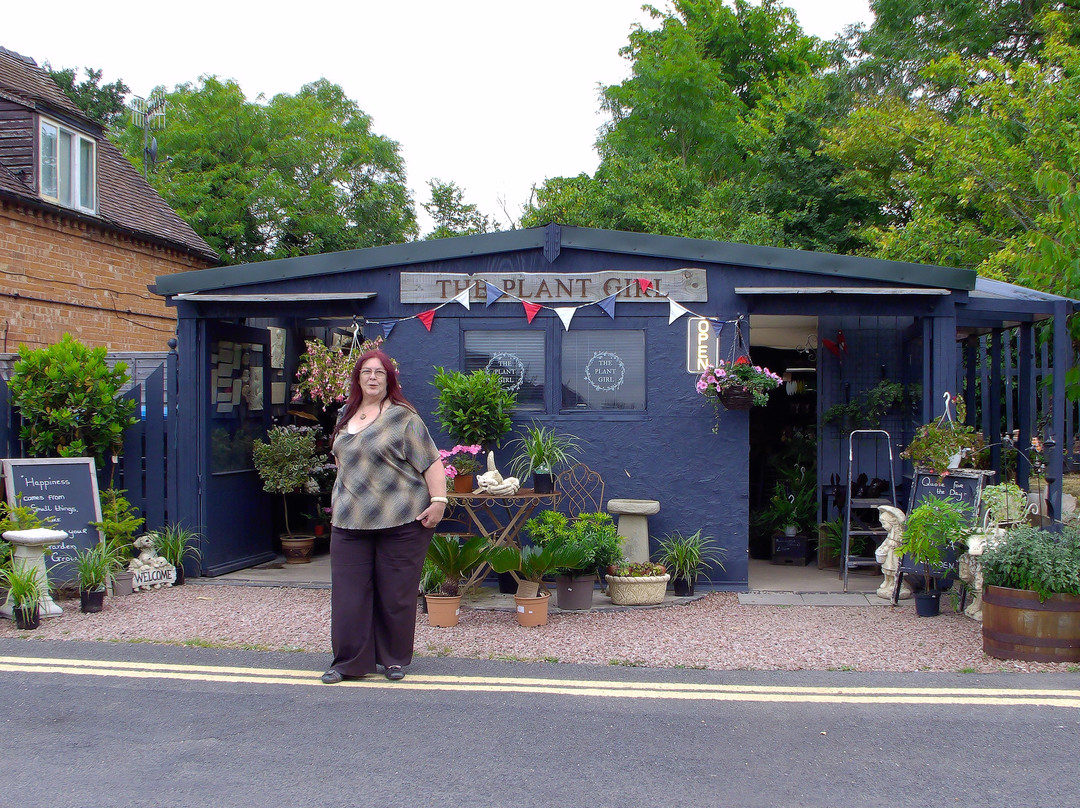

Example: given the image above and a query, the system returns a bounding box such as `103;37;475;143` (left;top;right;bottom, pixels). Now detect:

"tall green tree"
115;77;416;263
422;179;497;240
45;64;130;130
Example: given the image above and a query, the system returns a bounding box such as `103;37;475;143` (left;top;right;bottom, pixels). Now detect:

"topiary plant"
7;334;138;469
252;425;327;537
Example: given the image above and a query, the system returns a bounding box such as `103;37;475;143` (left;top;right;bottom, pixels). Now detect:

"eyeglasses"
359;369;387;378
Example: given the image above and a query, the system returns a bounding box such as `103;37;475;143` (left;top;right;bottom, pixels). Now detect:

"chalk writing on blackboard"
2;457;103;585
907;469;994;521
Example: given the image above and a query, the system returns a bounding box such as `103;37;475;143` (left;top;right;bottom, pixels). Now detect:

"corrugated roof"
0;46;218;263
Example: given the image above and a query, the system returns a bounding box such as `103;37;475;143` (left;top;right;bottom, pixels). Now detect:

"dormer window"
39;117;96;213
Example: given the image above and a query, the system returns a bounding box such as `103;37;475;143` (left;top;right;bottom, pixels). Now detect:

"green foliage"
897;497;973;589
431;367;517;448
0;494;59;533
148;523;203;568
8;334;138;468
656;529;725;582
758;467;817;535
422;179;498;239
822;380;916;431
980;482;1029;526
113;76;417;264
506;422;583;479
488;542;590;591
419;557;447;596
609;561;668;577
45;64;130;129
252;426;327;537
523;510;570;547
522;510;622;575
425;534;491;596
900;397;980;474
0;561;44;618
91;488;145;562
72;542;120;591
980;525;1080;600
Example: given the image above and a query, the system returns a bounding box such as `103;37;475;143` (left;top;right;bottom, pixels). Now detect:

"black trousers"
329;520;434;675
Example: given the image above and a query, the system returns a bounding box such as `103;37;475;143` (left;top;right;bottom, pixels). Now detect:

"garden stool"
606;499;660;563
1;527;68;619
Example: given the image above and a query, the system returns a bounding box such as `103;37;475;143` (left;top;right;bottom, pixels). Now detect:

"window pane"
561;331;645;411
464;330;545;412
78;138;94;210
58;129;72;206
40;122;58;198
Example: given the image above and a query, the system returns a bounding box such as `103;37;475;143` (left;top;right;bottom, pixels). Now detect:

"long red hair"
332;350;416;442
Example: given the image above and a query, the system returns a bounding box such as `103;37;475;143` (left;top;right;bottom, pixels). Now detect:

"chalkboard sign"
907;468;994;519
2;457;103;585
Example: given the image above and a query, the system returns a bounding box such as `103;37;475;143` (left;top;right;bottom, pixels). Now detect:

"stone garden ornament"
474;452;520;496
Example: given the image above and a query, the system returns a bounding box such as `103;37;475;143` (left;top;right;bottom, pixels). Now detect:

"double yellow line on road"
2;654;1079;707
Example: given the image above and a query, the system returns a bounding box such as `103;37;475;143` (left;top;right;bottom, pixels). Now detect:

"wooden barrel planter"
982;585;1080;663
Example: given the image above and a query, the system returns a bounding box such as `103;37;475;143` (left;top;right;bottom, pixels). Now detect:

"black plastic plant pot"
914;590;941;617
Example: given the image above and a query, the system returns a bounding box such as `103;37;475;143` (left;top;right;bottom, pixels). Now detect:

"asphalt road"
2;638;1078;808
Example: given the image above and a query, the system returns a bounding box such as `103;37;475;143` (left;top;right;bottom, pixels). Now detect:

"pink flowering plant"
292;336;386;409
439;444;483;479
697;357;782;430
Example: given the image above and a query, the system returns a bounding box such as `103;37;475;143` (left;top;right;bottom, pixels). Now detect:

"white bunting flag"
668;299;690;325
554;306;578;331
452;288;471;310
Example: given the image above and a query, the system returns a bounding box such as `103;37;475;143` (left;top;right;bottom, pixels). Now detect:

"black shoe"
385;665;405;681
321;669;344;684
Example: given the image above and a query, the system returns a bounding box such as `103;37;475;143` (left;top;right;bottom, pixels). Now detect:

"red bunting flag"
637;278;653;294
417;309;436;331
522;301;542;323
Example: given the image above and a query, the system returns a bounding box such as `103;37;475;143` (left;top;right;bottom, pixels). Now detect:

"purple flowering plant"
696;357;782;408
292;336;387;409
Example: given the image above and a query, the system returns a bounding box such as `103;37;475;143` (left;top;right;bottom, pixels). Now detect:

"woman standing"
321;349;447;683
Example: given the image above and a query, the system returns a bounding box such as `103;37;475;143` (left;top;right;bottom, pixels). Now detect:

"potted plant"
656;529;725;596
979;482;1031;528
148;523;203;585
91;488;145;595
506;421;583;493
72;542;118;612
604;561;670;606
536;511;622;611
292;335;386;411
431;367;517;449
979;525;1080;662
822;380;914;434
439;444;483;494
900;396;981;475
488;541;590;626
418;557;446;615
252;425;327;564
424;534;491;627
1;561;45;629
696;357;782;429
895;497;973;616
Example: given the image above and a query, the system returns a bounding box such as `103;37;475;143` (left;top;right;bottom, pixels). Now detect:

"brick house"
0;46;218;352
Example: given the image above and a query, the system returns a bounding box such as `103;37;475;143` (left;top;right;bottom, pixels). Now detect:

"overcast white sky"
4;1;873;234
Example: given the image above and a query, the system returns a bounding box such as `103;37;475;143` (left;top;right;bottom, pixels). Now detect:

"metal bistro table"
449;488;561;592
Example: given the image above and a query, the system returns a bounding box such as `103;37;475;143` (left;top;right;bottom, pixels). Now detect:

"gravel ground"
2;585;1076;673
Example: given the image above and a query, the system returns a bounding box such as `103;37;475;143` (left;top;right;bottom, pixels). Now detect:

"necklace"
358;403;381;421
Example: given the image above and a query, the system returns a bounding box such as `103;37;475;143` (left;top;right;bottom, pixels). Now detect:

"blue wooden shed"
152;224;1077;587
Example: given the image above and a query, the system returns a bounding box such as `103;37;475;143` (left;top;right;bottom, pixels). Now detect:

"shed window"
561;331;645;411
39;117;96;213
464;330;545;412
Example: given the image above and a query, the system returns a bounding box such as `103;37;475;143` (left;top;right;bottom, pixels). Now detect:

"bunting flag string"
365;276;744;340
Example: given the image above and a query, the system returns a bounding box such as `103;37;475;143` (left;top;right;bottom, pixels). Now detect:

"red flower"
734;356;751;365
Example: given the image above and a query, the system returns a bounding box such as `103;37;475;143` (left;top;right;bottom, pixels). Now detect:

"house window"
464;330;545;411
39;118;96;212
561;330;645;411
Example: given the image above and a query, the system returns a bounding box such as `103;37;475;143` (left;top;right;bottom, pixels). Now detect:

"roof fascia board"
153;229;548;295
557;226;976;291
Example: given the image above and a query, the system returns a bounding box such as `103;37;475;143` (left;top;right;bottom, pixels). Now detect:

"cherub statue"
875;505;912;600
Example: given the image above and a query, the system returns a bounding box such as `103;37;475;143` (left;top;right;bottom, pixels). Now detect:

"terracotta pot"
514;592;550;627
425;594;462;627
452;474;475;494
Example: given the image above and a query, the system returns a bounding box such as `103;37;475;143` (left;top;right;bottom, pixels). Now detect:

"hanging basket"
719;388;754;411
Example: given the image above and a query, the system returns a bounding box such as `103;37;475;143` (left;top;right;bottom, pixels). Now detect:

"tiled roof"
0;46;218;263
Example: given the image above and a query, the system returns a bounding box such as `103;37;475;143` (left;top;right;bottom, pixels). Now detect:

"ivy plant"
8;334;137;468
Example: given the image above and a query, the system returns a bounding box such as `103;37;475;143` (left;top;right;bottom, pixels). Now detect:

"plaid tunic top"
331;404;441;531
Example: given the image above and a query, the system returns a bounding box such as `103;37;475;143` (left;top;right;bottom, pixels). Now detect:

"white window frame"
38;116;96;213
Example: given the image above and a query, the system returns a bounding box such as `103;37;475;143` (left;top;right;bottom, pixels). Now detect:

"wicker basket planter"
605;574;670;606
